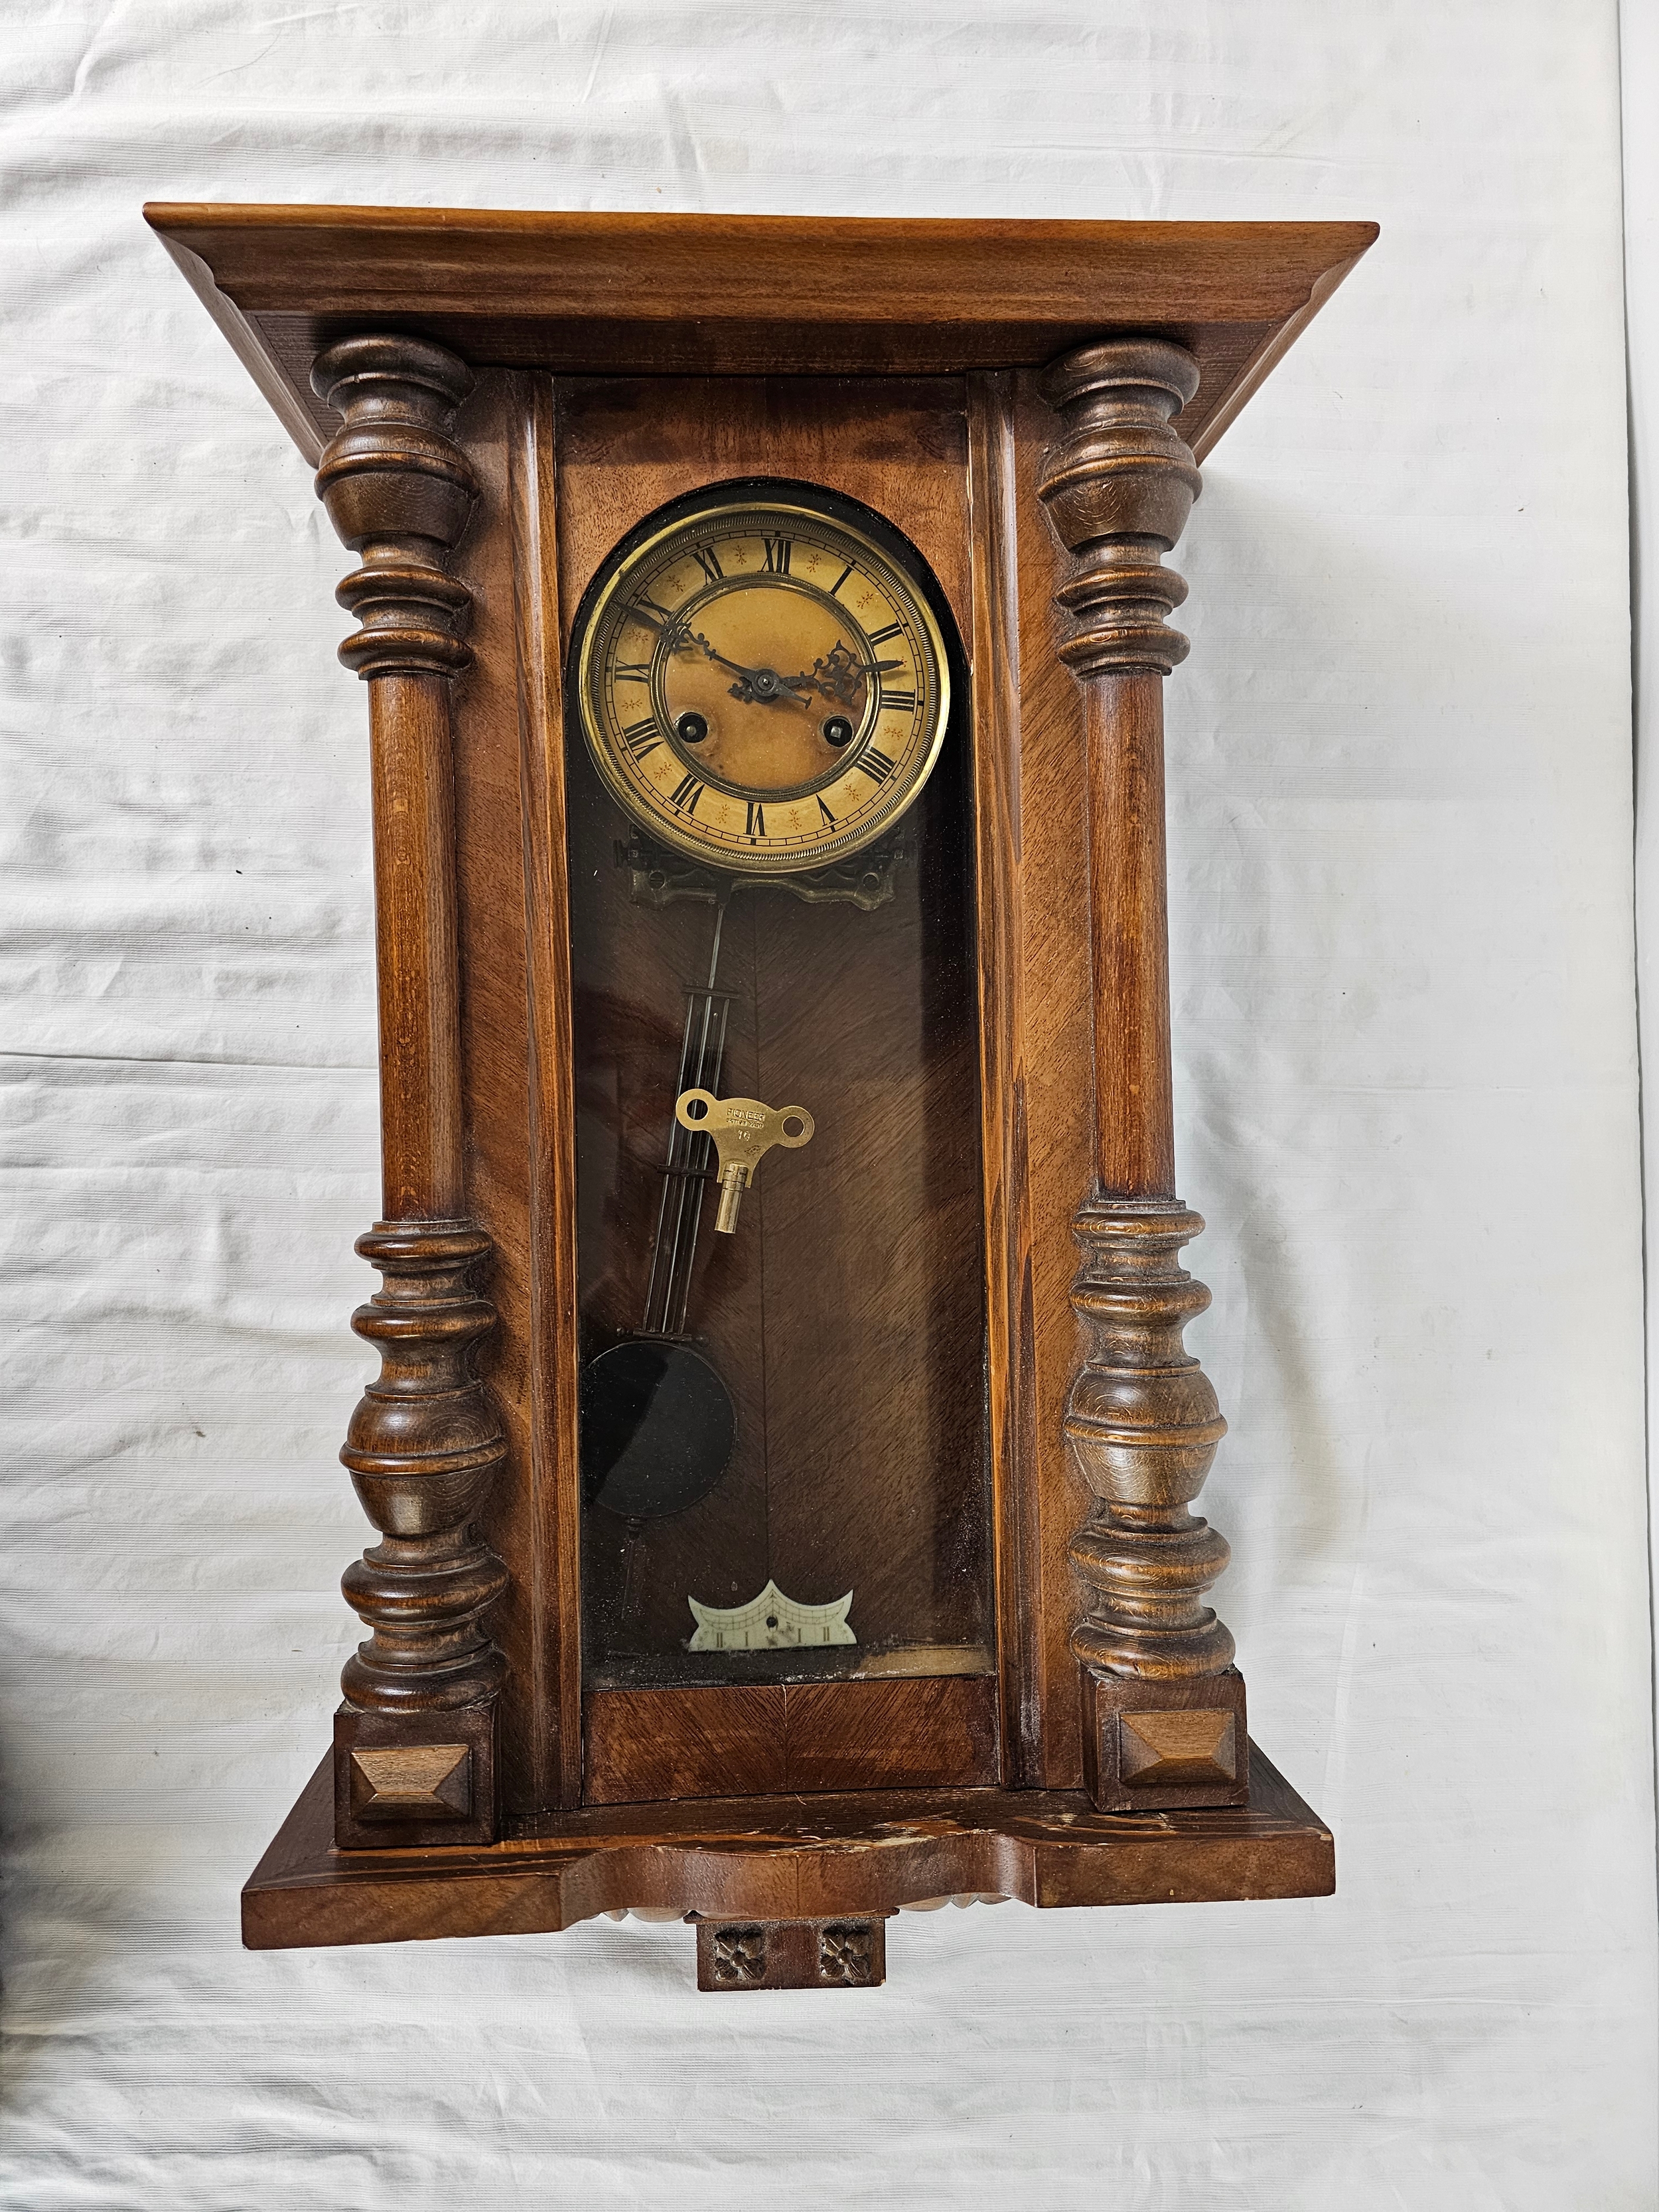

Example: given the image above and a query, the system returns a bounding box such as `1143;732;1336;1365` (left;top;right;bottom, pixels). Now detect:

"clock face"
572;484;951;873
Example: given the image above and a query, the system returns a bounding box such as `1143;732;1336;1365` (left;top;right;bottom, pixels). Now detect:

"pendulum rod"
640;888;733;1337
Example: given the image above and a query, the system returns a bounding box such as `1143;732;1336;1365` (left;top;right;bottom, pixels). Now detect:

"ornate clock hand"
632;601;695;650
692;631;813;704
794;638;904;707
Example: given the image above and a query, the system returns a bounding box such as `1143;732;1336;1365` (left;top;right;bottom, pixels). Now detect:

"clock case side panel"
549;374;1003;1804
1010;364;1114;1793
966;373;1098;1792
439;370;585;1822
973;366;1252;1797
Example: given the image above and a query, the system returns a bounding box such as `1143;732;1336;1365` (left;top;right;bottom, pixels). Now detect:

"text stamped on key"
675;1088;815;1234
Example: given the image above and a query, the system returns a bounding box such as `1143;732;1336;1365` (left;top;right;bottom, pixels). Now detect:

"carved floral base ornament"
146;202;1375;1983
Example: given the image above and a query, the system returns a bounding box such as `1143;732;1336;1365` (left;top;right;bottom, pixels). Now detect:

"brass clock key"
675;1088;815;1233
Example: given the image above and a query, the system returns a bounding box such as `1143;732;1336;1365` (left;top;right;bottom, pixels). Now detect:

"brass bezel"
572;486;953;875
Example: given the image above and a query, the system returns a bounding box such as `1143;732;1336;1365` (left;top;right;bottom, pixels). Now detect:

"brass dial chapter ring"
572;485;951;876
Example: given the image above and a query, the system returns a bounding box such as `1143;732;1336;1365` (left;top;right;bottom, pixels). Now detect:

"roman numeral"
867;621;902;644
670;773;705;814
745;801;766;838
693;544;724;583
879;687;917;714
614;662;651;682
858;747;897;783
830;562;855;595
632;593;677;628
621;717;661;759
817;795;837;826
762;534;792;574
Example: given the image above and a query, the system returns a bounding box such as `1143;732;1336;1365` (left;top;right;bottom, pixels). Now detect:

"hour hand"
692;633;812;704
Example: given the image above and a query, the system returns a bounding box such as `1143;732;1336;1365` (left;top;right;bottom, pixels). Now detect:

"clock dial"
572;487;951;873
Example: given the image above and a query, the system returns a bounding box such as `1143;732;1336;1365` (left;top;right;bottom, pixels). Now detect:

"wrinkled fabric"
1;3;1654;2207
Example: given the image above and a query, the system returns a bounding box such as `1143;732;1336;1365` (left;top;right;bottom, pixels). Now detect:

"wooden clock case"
146;205;1374;1990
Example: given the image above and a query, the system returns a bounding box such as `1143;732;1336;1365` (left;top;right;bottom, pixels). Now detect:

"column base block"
1082;1665;1250;1812
334;1700;498;1850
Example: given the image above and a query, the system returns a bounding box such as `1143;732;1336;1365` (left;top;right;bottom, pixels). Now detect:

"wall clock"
147;204;1376;1990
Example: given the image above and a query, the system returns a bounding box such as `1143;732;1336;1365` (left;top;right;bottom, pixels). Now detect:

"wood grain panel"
1009;371;1098;1789
553;376;972;648
583;1685;786;1804
507;374;585;1809
563;767;772;1655
566;793;989;1668
784;1677;997;1792
747;790;984;1652
442;373;543;1814
966;371;1042;1789
584;1675;997;1804
555;378;991;1712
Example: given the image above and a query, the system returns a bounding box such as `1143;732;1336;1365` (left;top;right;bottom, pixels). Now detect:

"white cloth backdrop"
3;4;1654;2205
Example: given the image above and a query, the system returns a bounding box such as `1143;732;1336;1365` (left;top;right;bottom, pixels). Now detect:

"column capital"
1037;337;1202;678
311;332;479;681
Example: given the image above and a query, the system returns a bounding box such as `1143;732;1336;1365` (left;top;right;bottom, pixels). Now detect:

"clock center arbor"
147;204;1374;1988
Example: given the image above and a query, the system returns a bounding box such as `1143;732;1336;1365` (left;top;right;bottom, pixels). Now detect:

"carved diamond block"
1119;1709;1237;1785
334;1704;496;1850
1083;1667;1250;1812
349;1743;472;1818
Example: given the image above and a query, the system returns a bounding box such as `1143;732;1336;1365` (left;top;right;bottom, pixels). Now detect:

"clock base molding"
241;1743;1333;1969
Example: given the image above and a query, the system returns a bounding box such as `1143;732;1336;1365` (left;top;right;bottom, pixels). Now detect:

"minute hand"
693;633;812;702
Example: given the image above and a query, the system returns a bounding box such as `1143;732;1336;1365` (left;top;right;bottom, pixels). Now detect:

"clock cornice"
143;202;1376;464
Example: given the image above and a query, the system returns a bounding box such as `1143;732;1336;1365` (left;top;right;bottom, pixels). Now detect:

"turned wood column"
311;334;509;1849
1037;339;1248;1811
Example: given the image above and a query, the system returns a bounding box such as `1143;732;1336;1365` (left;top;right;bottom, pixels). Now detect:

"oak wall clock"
147;204;1376;1990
